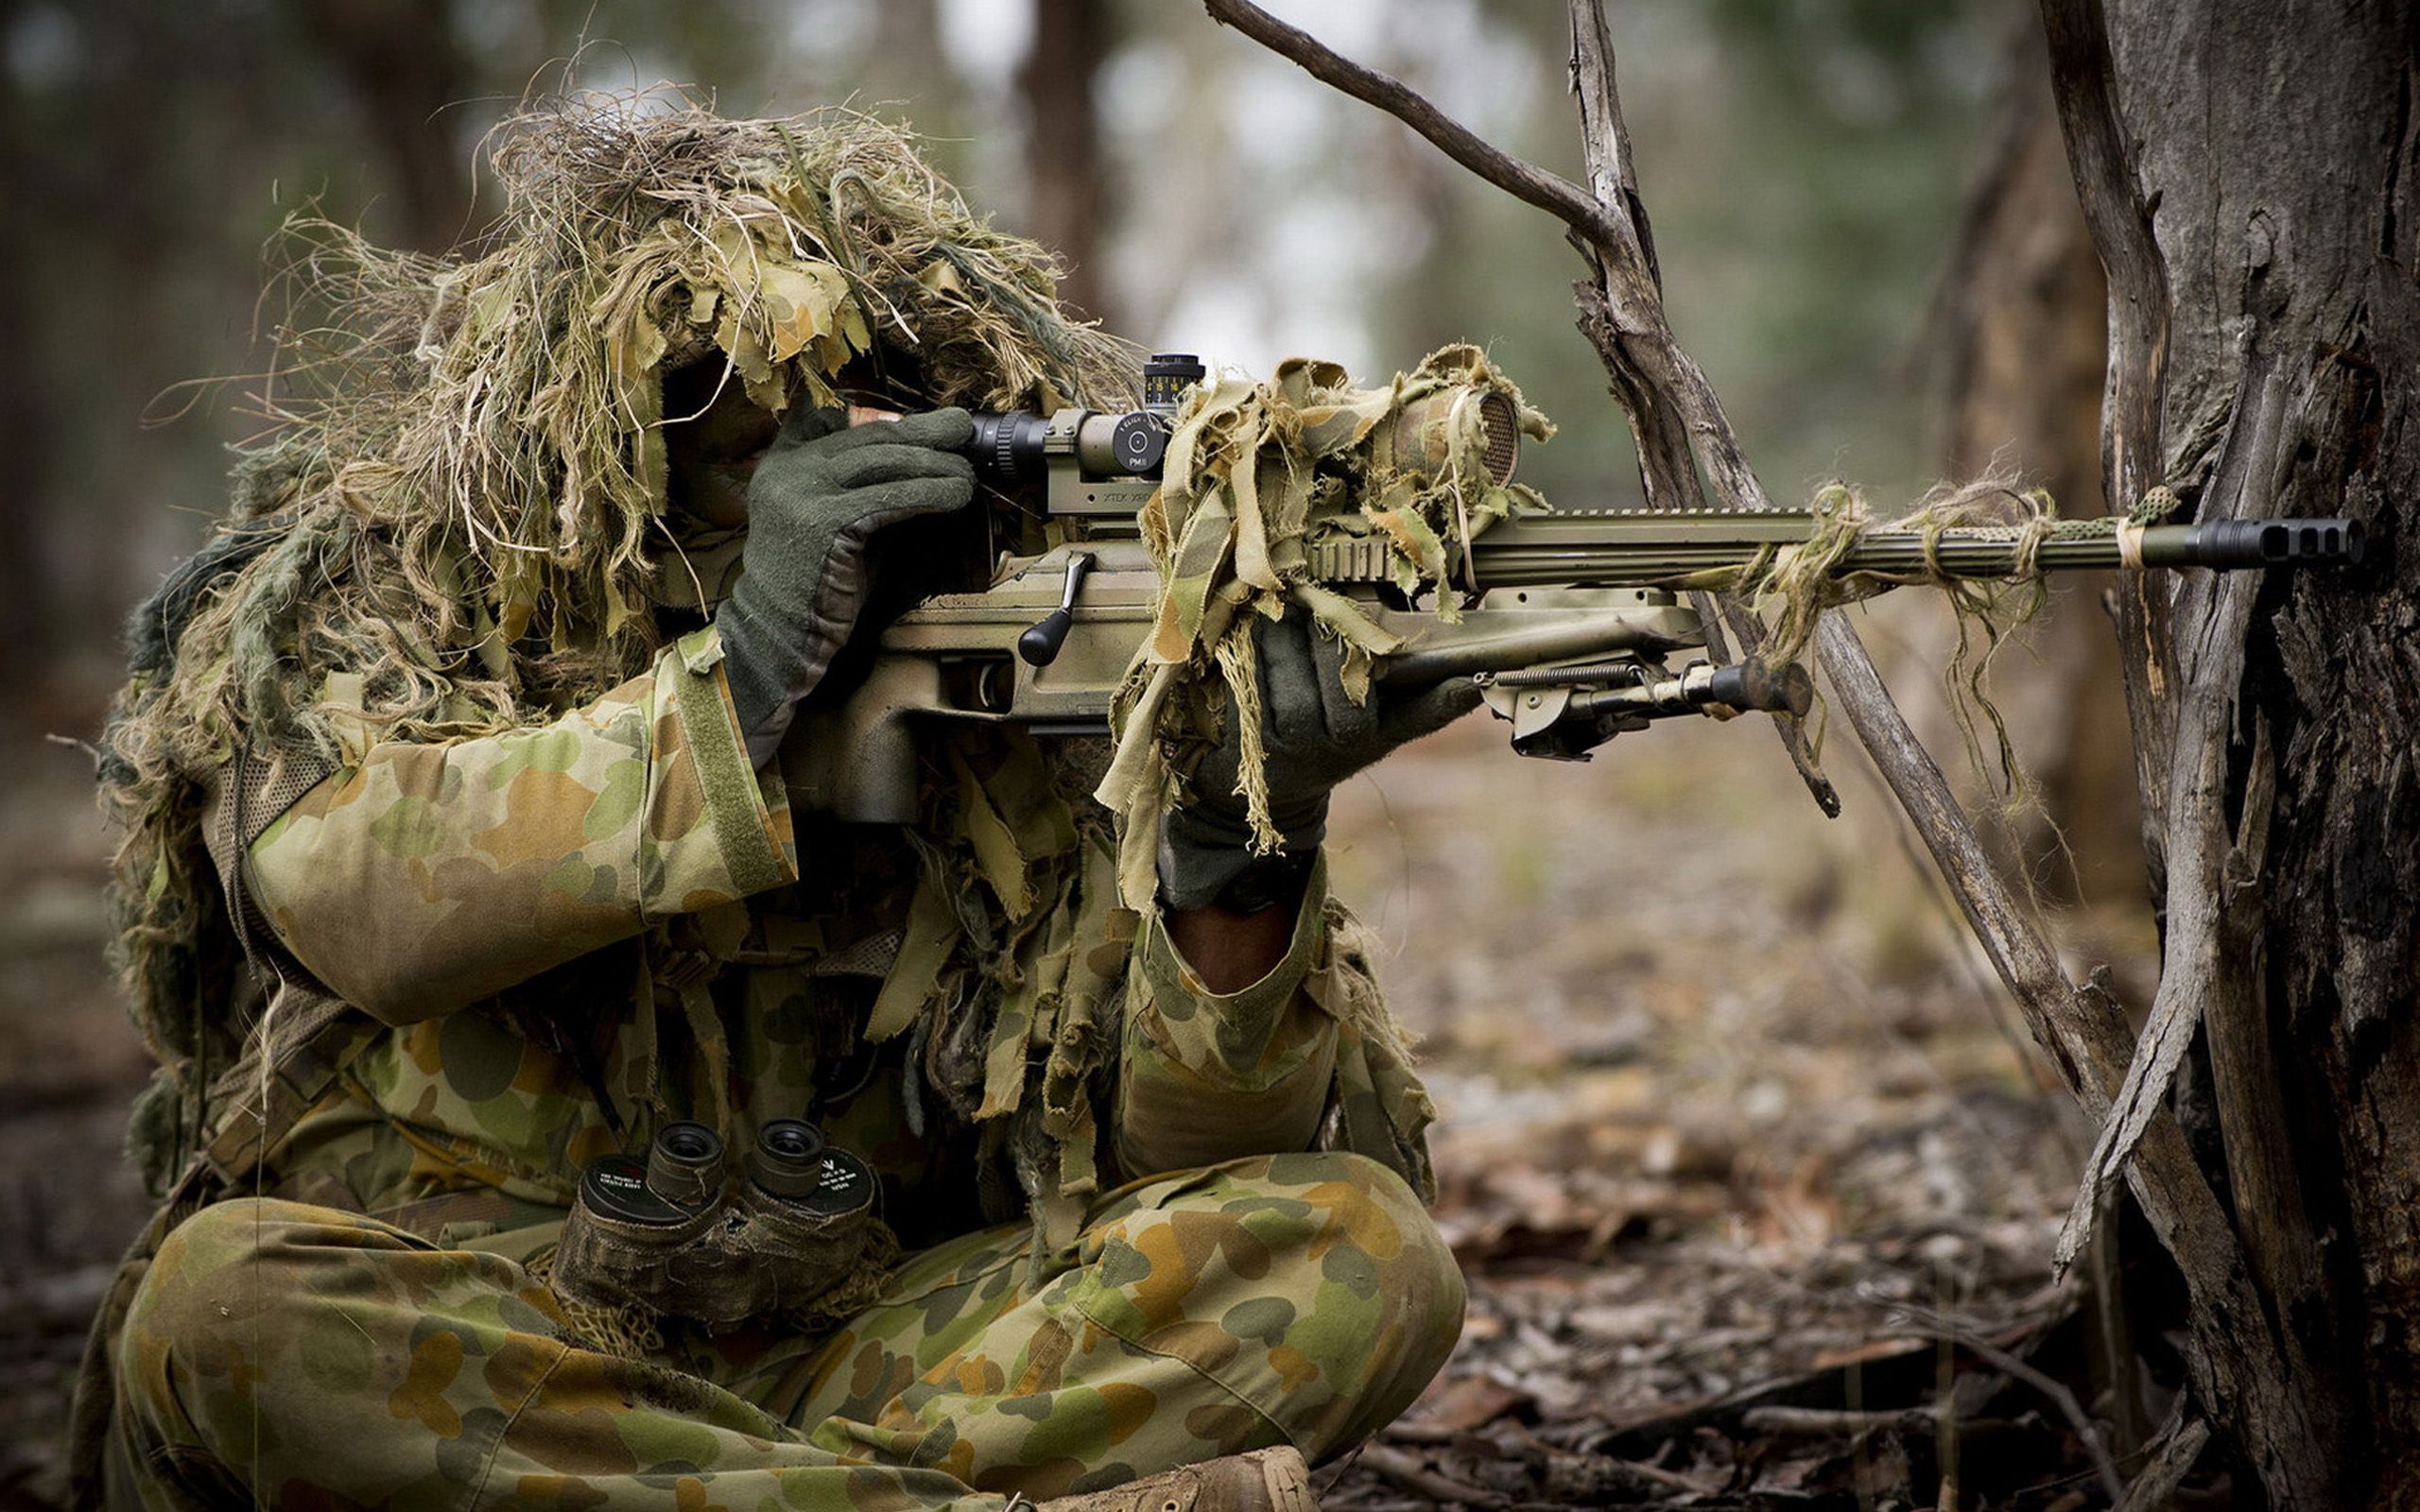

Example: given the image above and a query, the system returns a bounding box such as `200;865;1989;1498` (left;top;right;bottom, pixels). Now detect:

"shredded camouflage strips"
101;95;1132;1195
1095;345;1554;905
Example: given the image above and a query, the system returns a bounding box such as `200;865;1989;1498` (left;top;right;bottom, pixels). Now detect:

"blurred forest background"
0;1;2161;1505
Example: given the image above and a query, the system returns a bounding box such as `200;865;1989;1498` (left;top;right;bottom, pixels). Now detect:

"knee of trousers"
1109;1150;1466;1455
116;1198;414;1449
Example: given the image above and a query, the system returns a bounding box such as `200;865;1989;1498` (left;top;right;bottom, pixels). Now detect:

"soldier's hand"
717;405;976;764
1160;608;1481;913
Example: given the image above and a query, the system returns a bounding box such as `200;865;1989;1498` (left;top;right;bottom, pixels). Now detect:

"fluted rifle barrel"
1462;511;2366;589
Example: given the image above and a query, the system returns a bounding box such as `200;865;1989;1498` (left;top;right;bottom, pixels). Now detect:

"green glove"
717;405;976;763
1161;609;1482;911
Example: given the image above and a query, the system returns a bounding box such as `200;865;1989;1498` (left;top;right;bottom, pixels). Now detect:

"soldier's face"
664;365;782;529
664;363;908;529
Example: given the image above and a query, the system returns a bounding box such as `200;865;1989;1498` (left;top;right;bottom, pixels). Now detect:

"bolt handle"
1017;553;1094;667
1018;609;1075;666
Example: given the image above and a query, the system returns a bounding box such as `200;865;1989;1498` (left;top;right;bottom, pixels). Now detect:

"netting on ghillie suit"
99;97;1133;1194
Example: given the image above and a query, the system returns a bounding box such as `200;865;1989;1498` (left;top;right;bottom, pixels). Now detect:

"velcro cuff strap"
667;628;793;899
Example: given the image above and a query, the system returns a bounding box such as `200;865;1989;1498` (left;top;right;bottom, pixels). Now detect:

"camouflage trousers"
112;1151;1463;1510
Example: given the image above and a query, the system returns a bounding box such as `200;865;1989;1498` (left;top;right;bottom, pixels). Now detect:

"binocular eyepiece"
586;1118;871;1224
579;1119;719;1228
747;1119;873;1213
558;1117;879;1327
644;1120;723;1209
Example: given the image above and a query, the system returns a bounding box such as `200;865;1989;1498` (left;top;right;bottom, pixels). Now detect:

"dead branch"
1203;1;2365;1502
1199;0;1618;248
1355;1445;1510;1508
2118;1397;2212;1512
1197;1;2140;1149
1740;1404;1932;1437
2033;0;2177;881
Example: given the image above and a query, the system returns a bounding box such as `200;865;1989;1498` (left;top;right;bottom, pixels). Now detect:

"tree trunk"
1935;19;2142;915
2042;0;2418;1503
295;0;470;252
1020;0;1114;323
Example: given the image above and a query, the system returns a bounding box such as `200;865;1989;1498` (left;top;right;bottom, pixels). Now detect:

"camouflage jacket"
221;626;1434;1252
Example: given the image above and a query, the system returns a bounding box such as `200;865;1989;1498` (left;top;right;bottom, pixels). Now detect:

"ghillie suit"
100;98;1134;1196
82;97;1456;1511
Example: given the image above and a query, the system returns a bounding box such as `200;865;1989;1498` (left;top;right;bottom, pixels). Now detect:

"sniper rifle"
783;353;2363;823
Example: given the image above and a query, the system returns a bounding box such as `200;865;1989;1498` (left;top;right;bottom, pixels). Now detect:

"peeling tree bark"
2039;0;2417;1503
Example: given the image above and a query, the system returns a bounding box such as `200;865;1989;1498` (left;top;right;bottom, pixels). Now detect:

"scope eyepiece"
967;410;1051;489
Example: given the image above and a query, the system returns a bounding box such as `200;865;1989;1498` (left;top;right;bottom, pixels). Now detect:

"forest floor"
1312;704;2167;1512
0;625;2163;1510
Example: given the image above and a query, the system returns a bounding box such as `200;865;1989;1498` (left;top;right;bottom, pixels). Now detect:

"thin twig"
1889;1299;2124;1505
1740;1405;1930;1437
1199;0;1622;249
1355;1445;1511;1509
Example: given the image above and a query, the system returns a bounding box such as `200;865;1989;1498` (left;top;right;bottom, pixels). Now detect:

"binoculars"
555;1119;878;1329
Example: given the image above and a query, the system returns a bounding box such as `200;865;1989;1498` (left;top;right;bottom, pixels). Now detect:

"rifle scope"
964;352;1526;491
964;352;1203;490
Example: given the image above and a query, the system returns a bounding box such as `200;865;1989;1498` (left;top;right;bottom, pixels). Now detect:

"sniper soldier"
77;104;1473;1510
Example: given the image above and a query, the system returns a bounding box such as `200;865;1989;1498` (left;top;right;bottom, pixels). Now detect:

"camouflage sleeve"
1111;856;1340;1177
244;627;796;1024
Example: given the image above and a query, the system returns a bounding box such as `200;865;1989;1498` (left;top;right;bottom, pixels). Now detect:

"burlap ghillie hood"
101;96;1132;1194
